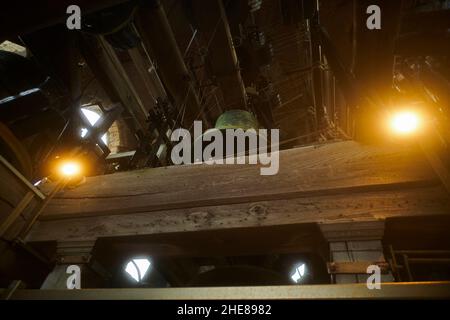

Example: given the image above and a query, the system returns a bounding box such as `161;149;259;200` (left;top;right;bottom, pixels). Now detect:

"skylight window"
80;108;107;144
125;258;151;282
290;263;306;283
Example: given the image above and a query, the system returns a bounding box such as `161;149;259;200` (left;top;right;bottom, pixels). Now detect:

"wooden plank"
91;223;326;260
320;221;385;242
384;215;450;250
0;155;45;200
27;184;450;242
38;141;436;220
0;191;34;237
6;282;450;300
80;35;147;132
330;241;383;251
0;156;44;240
327;261;389;274
419;128;450;194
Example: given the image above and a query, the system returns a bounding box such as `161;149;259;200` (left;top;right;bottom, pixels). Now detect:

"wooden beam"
0;191;34;237
419;127;450;194
5;282;450;300
320;221;385;242
0;156;44;241
27;184;449;243
38;141;436;220
0;155;45;200
327;261;390;274
25;141;449;245
91;223;327;261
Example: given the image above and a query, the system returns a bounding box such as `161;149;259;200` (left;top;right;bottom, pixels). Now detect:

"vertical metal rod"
183;27;198;59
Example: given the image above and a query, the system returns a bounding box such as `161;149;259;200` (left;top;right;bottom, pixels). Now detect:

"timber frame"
23;140;450;263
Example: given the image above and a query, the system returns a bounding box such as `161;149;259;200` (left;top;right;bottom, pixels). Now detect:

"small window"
80;107;108;145
290;263;306;283
125;258;151;282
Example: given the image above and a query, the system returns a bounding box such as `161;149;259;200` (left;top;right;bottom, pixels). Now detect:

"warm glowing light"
59;161;81;177
390;111;420;135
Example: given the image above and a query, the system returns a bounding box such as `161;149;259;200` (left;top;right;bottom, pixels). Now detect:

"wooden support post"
419;127;450;194
40;240;105;289
41;264;78;289
0;191;34;237
320;221;394;284
18;179;67;239
1;280;25;300
0;155;45;240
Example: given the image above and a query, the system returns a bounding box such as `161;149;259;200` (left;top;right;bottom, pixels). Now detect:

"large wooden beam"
5;282;450;300
27;184;449;242
25;141;449;244
39;141;436;220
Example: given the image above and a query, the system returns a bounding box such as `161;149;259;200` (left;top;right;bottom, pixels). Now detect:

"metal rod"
183;27;198;59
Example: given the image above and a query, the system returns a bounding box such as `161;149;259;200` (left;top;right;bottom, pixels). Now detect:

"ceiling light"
390;110;420;135
58;161;81;178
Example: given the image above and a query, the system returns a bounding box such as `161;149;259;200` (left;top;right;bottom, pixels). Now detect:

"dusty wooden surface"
26;141;450;243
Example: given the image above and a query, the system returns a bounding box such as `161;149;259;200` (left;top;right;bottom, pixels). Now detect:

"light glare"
390;111;420;135
59;161;81;177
